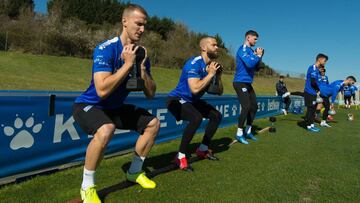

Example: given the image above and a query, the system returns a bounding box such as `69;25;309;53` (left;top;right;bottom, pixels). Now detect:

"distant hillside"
0;51;305;95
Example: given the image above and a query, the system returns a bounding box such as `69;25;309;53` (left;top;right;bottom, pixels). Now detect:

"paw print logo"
232;105;238;116
2;114;44;150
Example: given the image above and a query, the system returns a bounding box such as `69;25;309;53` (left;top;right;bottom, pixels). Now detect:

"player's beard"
207;51;218;60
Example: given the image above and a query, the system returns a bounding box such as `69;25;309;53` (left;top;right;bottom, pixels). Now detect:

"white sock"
321;120;326;124
307;125;312;129
81;168;95;190
246;125;252;134
178;152;186;159
128;155;145;174
311;124;315;128
198;143;208;152
236;128;243;137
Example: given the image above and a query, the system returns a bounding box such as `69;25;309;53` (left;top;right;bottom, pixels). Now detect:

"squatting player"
167;37;223;171
233;30;264;144
319;76;357;124
72;4;160;202
303;54;328;132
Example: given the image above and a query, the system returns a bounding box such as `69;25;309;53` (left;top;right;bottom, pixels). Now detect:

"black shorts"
344;96;352;103
166;97;217;121
304;92;317;107
72;103;156;135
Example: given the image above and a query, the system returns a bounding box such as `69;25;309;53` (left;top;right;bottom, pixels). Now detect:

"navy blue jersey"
75;36;151;109
304;65;320;95
168;56;208;102
319;80;344;103
233;44;261;83
343;86;352;96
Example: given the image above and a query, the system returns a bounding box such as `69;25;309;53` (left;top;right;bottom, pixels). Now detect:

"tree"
214;33;227;51
47;0;127;25
1;0;34;19
146;16;175;40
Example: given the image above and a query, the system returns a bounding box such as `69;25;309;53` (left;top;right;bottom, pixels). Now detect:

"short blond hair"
122;4;148;18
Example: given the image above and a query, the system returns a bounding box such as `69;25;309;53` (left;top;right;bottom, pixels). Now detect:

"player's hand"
121;44;138;67
255;47;264;57
140;46;147;70
207;61;221;76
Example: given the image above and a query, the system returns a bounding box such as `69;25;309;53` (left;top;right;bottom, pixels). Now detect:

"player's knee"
190;114;203;127
151;118;161;130
96;123;115;146
210;110;222;123
146;118;160;136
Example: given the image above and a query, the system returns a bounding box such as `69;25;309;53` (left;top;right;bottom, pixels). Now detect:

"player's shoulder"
95;36;120;53
190;56;203;65
186;56;204;69
238;44;249;54
308;64;316;71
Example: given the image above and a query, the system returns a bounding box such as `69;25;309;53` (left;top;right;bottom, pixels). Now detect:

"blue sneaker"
235;135;249;144
307;126;320;132
245;133;257;141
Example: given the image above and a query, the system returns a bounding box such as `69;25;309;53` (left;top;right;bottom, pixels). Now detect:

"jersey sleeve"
93;45;114;73
237;47;261;69
144;57;151;76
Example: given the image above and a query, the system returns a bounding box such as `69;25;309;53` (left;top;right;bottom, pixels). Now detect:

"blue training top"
343;86;352;97
75;36;151;109
304;64;320;95
317;75;329;86
168;56;208;103
350;85;358;95
233;44;261;83
319;80;344;103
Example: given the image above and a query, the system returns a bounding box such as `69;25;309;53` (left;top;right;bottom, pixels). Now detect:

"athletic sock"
307;125;312;129
178;152;186;159
128;154;145;174
81;168;95;190
246;125;252;134
198;143;208;152
236;128;243;137
311;124;315;128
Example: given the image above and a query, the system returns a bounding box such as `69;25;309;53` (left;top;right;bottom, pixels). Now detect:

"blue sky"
34;0;360;81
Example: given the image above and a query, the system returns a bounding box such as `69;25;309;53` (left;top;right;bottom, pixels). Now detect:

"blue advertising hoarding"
0;91;304;181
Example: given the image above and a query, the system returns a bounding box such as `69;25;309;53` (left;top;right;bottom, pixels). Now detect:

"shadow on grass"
297;120;308;129
93;136;233;202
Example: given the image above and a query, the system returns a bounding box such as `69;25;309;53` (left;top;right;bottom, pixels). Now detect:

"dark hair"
279;75;284;79
245;30;259;38
316;53;328;61
122;4;148;18
347;76;357;82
